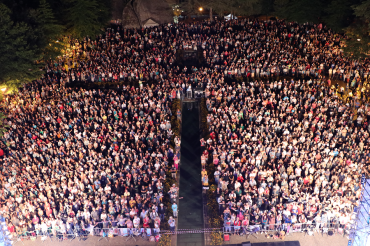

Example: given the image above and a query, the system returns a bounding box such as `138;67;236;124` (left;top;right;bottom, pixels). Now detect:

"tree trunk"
209;7;213;21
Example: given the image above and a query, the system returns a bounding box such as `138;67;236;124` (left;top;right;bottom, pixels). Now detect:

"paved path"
177;102;204;246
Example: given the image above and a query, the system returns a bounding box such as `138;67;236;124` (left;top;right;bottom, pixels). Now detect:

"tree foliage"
0;3;42;86
183;0;262;17
323;0;356;32
33;0;65;60
0;0;111;90
342;21;370;59
274;0;326;24
353;0;370;29
66;0;110;39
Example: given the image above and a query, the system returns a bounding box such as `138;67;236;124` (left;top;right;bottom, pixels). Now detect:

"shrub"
210;231;223;245
158;234;171;246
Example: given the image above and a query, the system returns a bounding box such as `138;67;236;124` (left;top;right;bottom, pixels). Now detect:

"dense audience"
204;77;370;234
0;79;181;237
0;17;370;239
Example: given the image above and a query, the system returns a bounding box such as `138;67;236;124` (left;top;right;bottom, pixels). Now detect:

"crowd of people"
47;19;370;93
0;75;182;237
0;17;370;240
204;77;369;234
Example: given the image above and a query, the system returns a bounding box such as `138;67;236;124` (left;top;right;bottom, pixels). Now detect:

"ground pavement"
177;102;204;246
14;235;156;246
224;232;348;246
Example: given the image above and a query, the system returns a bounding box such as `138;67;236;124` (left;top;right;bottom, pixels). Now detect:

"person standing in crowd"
172;202;178;218
168;216;176;233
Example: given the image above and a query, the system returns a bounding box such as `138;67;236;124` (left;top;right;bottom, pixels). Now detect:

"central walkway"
177;102;204;246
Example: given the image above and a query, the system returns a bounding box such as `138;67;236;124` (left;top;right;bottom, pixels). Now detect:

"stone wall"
119;0;173;28
111;0;128;20
135;0;173;25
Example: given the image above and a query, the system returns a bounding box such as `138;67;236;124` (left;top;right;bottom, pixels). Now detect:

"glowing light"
199;7;203;11
1;88;6;92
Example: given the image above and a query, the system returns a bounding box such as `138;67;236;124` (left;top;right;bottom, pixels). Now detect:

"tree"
183;0;261;19
341;0;370;59
287;0;325;24
229;0;262;17
259;0;274;19
66;0;110;39
342;21;370;60
0;3;42;89
32;0;65;60
273;0;289;19
274;0;326;24
353;0;370;29
323;0;358;32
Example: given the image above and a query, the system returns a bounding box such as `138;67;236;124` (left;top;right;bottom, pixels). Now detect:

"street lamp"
199;7;203;12
0;88;6;92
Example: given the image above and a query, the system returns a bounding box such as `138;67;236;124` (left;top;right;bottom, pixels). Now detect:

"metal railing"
13;228;90;245
11;223;160;244
222;221;353;237
92;227;158;242
7;220;356;244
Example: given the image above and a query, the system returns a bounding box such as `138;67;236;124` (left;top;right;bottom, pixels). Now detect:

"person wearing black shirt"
158;204;166;221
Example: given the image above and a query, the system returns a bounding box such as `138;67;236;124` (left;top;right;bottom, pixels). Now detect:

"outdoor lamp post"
199;7;203;12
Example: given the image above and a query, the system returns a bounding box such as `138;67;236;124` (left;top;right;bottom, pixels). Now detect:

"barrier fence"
222;221;354;238
12;227;158;244
8;220;355;244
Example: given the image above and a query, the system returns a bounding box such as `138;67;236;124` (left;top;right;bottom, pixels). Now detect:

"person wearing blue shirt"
333;149;339;157
94;180;101;190
172;202;178;218
168;217;176;233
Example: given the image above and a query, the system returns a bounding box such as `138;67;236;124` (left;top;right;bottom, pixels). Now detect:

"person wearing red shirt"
310;205;317;213
237;174;244;183
7;222;15;236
